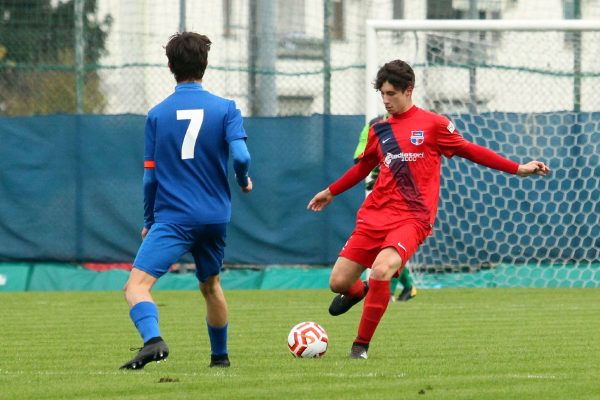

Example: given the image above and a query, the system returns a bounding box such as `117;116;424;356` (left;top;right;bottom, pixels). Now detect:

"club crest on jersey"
410;130;424;146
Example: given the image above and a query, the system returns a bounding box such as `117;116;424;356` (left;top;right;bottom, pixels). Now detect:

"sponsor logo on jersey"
384;152;424;166
447;121;455;133
410;130;424;145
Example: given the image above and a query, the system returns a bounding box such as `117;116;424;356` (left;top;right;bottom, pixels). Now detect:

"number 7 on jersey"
177;109;204;160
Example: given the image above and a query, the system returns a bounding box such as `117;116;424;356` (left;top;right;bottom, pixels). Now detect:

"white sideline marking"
0;370;238;377
323;372;406;378
527;374;557;379
509;373;557;380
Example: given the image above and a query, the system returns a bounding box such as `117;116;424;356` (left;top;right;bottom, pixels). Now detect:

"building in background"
4;0;598;117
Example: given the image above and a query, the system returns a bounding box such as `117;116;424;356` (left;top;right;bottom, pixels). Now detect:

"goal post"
365;19;600;287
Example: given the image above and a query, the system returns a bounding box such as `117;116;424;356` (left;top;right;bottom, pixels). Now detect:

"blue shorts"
133;222;227;282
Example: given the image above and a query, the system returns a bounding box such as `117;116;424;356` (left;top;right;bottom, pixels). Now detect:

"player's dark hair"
374;60;415;92
165;32;212;82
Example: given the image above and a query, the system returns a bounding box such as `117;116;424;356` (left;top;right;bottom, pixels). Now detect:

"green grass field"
1;289;598;399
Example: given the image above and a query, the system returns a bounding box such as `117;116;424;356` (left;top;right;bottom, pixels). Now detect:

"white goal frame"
365;19;600;121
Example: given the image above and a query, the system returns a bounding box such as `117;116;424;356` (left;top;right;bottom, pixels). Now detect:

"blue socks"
129;302;227;356
129;301;161;344
207;321;228;356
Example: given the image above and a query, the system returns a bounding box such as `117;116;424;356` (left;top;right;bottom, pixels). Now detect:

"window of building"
393;0;404;19
278;0;305;38
223;0;233;38
426;0;503;64
332;0;344;40
277;0;324;59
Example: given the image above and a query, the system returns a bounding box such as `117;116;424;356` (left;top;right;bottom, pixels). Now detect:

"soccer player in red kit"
307;60;550;359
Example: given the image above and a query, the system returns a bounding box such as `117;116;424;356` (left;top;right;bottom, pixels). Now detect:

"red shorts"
339;221;430;274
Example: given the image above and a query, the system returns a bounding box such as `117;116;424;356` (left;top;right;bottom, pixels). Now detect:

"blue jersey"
144;82;247;225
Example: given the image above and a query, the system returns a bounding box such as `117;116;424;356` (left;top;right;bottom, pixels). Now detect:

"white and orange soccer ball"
287;321;328;358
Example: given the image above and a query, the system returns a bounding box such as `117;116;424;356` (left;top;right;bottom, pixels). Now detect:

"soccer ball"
287;321;328;358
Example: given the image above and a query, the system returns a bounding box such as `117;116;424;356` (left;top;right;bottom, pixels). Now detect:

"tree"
0;0;112;115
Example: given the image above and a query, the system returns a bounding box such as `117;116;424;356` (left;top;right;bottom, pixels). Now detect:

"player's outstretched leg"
329;280;369;316
122;271;166;370
349;277;392;359
120;337;169;370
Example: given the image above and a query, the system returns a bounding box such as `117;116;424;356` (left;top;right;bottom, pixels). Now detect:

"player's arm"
455;143;550;176
230;138;252;193
142;166;157;235
307;130;379;211
306;161;377;211
142;116;158;239
436;117;549;177
225;100;252;193
515;160;550;176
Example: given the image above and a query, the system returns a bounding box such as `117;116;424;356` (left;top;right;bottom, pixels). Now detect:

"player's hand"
141;227;150;240
307;188;334;211
242;177;253;193
517;161;550;177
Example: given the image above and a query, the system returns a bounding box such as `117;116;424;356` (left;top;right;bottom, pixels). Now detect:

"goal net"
366;20;600;288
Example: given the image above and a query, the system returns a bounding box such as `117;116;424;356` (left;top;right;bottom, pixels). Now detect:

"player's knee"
200;275;221;297
329;276;348;293
369;267;386;280
123;281;149;306
371;261;400;280
123;280;136;298
199;284;211;297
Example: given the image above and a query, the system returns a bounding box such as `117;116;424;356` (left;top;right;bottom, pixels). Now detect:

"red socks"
344;279;366;298
355;278;390;344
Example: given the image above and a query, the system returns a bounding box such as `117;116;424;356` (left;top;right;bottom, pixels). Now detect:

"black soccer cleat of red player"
328;281;369;316
349;341;369;359
120;337;169;370
209;354;231;368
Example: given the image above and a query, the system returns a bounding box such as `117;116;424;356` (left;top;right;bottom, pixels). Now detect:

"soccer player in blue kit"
120;32;252;370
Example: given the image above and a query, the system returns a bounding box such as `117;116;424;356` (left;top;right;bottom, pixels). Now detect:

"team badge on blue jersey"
410;130;424;146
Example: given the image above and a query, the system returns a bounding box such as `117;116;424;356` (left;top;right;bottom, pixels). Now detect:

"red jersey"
354;106;468;230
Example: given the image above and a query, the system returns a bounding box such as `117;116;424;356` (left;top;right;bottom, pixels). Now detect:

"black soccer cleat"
397;286;417;302
349;342;369;360
120;337;169;370
209;354;231;368
328;281;369;316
